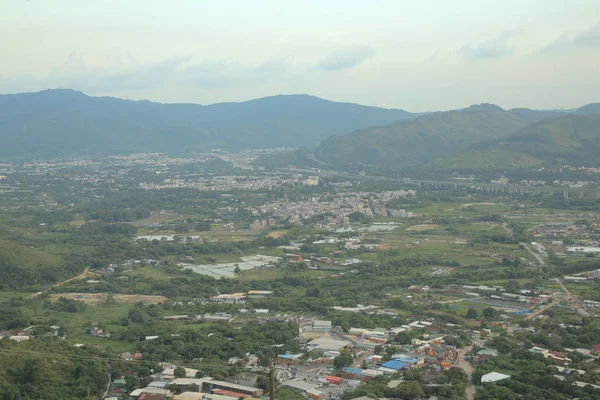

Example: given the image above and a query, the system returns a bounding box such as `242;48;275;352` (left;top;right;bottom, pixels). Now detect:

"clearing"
49;293;167;305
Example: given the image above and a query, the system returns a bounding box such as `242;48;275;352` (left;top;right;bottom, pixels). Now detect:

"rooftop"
481;372;511;383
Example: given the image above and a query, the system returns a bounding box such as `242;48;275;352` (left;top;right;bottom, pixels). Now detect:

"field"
407;224;440;231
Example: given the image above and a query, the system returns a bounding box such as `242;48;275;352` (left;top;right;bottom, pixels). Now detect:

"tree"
483;307;498;319
333;349;353;370
466;308;478;319
396;381;423;399
174;366;186;378
234;265;241;274
189;383;200;392
395;332;412;344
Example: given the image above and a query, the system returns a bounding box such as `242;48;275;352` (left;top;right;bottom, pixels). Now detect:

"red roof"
591;344;600;352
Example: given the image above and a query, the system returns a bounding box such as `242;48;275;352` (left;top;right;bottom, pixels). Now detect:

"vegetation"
315;104;533;166
443;114;600;168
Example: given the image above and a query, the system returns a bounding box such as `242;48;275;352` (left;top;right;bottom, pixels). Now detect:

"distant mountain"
439;114;600;168
0;89;414;158
314;104;535;166
573;103;600;115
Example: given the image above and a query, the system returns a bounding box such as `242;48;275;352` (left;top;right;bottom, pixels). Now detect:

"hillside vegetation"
314;104;534;166
440;114;600;169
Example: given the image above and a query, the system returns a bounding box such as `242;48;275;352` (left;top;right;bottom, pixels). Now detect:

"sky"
1;0;599;111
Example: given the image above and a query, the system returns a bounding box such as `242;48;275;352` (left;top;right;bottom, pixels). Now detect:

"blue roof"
382;360;407;370
343;367;364;375
278;354;294;359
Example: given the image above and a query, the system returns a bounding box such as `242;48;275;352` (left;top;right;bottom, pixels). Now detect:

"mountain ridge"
0;89;414;158
313;101;600;168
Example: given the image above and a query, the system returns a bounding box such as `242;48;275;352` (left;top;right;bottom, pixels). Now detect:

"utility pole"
270;360;276;400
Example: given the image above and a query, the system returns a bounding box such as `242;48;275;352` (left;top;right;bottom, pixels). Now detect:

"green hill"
314;104;533;166
0;239;68;289
439;114;600;168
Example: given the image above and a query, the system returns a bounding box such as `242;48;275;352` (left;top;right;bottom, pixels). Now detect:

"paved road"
520;242;545;266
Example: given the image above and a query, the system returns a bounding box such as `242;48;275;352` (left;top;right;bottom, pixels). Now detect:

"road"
525;301;555;320
558;279;572;297
456;347;475;400
520;242;545;266
525;280;572;320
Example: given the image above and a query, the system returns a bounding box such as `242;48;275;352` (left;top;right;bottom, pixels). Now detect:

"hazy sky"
1;0;599;111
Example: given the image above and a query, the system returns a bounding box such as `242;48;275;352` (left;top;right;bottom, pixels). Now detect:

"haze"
1;0;599;111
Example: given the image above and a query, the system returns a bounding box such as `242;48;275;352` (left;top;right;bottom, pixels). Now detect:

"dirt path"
29;267;96;298
520;242;545;266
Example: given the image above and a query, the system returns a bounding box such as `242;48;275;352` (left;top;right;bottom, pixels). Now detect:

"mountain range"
1;89;599;169
0;89;413;158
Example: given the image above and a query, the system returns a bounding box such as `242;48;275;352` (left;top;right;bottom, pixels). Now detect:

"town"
2;150;600;400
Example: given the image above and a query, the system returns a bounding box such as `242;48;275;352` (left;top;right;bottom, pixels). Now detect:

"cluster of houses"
139;173;310;192
108;364;264;400
247;190;416;226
